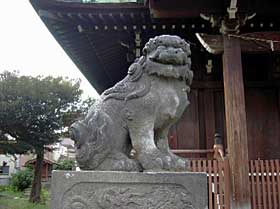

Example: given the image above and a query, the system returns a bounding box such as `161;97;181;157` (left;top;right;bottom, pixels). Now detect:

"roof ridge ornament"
227;0;238;19
200;0;256;34
200;13;256;35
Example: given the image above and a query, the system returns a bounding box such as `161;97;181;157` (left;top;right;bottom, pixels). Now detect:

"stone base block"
51;171;207;209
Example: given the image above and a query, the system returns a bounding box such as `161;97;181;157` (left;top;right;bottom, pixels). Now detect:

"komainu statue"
70;35;193;172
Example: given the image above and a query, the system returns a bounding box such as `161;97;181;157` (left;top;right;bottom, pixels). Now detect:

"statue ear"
128;63;143;82
185;70;193;86
142;47;148;56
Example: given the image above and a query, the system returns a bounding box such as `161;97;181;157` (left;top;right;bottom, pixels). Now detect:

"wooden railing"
171;149;214;159
249;159;280;209
190;159;230;209
188;159;280;209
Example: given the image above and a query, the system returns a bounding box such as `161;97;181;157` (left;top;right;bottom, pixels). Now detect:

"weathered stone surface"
70;35;193;171
52;171;207;209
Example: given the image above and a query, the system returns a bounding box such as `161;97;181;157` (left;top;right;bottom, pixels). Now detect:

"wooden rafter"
196;32;280;54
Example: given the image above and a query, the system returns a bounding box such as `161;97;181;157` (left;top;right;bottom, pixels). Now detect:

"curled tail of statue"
70;111;112;170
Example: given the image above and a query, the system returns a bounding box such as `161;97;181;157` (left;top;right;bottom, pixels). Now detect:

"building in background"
0;137;76;184
0;154;20;175
0;154;20;185
19;137;76;168
24;158;56;182
52;138;76;162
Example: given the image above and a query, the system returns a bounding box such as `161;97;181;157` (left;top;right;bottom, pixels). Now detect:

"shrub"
0;185;11;192
40;188;50;204
0;185;24;198
11;168;33;191
54;159;75;170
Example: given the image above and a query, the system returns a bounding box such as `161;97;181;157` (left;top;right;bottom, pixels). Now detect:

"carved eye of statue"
157;45;166;51
142;47;148;55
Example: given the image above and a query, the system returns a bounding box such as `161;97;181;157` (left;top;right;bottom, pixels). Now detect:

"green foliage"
0;185;12;193
0;184;50;206
0;185;24;198
0;195;49;209
0;70;87;202
11;168;34;192
0;71;82;152
40;188;50;205
62;96;96;128
54;159;75;170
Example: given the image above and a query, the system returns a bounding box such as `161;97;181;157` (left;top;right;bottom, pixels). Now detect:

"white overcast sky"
0;1;99;99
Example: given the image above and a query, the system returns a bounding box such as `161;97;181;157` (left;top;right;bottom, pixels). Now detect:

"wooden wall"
169;53;280;160
246;88;280;159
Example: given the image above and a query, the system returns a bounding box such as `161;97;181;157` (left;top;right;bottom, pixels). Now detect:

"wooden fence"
189;159;280;209
190;159;230;209
250;160;280;209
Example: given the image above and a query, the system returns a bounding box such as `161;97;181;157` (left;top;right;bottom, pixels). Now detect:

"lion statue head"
102;35;193;101
142;35;192;84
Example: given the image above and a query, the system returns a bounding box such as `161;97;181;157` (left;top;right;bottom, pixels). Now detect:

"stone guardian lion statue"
70;35;193;172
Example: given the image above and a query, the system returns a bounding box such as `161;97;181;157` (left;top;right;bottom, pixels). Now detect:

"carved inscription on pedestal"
62;183;194;209
52;171;208;209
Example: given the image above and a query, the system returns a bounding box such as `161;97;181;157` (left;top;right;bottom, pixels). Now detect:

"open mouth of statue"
146;58;191;72
144;59;192;84
148;47;190;66
76;144;89;163
149;55;188;66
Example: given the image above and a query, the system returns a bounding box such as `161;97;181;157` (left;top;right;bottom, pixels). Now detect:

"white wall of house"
52;138;76;162
52;143;68;161
0;154;20;176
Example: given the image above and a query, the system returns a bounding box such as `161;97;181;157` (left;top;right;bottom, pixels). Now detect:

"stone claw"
138;149;180;171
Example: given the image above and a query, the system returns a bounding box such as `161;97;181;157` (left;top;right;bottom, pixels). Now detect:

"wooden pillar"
222;36;251;209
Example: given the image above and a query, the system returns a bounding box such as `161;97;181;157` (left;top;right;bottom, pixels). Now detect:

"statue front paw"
168;152;190;171
138;149;174;171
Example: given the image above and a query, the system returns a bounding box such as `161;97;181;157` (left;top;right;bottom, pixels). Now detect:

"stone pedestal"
51;171;207;209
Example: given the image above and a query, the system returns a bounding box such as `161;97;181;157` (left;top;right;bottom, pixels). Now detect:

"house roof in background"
25;158;57;166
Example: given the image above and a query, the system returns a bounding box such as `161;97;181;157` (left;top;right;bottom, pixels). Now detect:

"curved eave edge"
30;0;113;93
39;19;108;93
30;0;147;12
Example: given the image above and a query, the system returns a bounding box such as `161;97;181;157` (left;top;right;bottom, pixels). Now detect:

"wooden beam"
222;36;251;209
148;0;224;18
196;32;280;54
278;89;280;111
171;149;214;154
